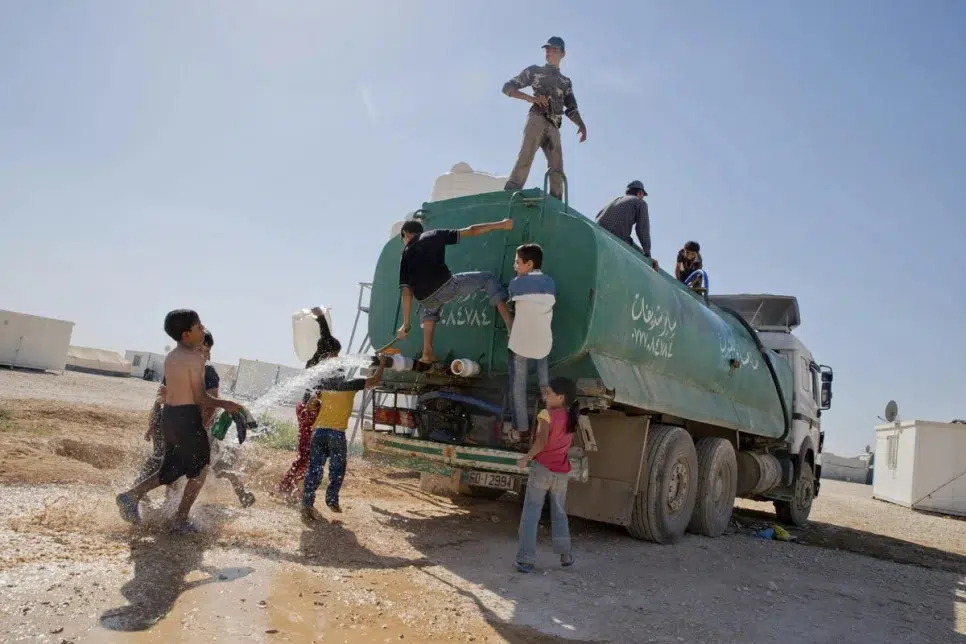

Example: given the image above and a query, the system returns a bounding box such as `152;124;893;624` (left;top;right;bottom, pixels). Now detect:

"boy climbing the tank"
116;309;240;534
502;36;587;200
396;218;514;368
507;243;556;443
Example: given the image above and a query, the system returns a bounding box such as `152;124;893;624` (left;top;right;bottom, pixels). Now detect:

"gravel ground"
0;368;366;444
1;369;965;643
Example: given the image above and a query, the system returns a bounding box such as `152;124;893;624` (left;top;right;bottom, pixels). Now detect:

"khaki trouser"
504;111;564;200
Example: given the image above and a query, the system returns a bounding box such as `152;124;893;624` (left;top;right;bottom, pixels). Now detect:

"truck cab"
711;293;834;520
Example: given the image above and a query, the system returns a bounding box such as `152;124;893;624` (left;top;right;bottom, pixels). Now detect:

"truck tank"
368;189;793;441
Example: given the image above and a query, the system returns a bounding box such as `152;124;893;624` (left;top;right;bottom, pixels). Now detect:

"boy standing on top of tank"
397;219;514;367
502;36;587;201
301;342;389;521
507;244;556;443
595;180;658;270
116;309;240;534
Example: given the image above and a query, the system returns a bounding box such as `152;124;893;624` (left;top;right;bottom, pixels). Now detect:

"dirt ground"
1;370;964;643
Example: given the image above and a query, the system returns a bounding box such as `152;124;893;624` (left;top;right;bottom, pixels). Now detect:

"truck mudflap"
362;431;590;491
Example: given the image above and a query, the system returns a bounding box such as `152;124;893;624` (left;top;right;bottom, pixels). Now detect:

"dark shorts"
158;404;210;485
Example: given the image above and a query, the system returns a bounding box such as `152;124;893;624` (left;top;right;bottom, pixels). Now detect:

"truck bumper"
362;430;589;487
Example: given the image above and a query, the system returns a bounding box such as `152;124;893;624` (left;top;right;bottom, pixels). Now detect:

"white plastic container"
292;307;334;364
430;162;508;202
450;358;481;378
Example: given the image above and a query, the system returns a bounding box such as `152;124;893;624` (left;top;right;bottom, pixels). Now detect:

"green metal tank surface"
368;189;793;440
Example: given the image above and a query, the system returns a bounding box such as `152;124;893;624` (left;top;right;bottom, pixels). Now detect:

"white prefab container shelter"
0;310;75;372
821;453;871;484
209;362;238;392
125;350;167;380
873;420;966;516
233;358;302;401
66;346;132;378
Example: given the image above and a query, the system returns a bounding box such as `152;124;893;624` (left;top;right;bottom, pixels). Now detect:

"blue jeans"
516;461;571;566
508;350;549;433
302;428;348;508
419;272;507;323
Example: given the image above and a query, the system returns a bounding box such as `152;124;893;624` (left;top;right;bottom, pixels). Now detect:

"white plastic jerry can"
292;307;334;363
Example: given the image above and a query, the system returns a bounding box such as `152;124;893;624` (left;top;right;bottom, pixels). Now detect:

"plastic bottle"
211;410;232;441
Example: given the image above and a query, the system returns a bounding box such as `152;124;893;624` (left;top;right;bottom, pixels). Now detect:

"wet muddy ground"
1;371;964;643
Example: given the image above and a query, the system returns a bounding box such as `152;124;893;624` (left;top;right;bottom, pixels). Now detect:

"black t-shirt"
399;229;461;301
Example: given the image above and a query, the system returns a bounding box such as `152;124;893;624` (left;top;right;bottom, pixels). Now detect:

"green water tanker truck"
361;170;834;544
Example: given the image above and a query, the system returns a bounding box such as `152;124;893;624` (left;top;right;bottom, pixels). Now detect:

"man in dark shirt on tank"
396;219;514;367
595;180;658;270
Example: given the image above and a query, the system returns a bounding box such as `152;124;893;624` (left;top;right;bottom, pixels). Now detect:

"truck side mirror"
819;366;833;411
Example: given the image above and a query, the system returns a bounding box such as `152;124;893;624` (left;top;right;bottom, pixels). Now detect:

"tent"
65;346;132;377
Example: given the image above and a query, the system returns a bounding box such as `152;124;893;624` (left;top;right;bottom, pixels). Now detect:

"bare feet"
419;354;436;365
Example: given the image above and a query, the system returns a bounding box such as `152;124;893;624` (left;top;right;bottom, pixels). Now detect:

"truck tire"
774;461;814;527
687;437;738;537
628;424;698;544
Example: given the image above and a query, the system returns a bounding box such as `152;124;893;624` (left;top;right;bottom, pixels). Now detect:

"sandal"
514;561;534;574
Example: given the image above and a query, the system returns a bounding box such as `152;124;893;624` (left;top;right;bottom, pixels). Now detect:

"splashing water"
246;354;372;416
162;354;375;515
216;354;374;451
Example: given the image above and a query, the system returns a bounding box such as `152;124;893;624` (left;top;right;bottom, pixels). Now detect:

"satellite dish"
884;400;899;423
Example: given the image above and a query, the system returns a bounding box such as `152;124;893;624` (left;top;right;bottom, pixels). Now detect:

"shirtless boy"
116;309;240;533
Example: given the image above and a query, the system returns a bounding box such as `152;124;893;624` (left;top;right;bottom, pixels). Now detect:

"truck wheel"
687;437;737;538
774;461;814;527
628;425;698;544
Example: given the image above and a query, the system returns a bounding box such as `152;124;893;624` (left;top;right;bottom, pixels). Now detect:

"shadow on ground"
733;507;966;575
358;470;966;643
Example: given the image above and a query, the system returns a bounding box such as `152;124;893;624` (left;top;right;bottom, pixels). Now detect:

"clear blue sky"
1;1;964;456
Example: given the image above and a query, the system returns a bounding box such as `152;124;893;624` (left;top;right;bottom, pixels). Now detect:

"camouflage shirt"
502;64;579;129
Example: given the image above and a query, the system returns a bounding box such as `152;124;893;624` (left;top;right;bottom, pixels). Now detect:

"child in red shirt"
514;376;579;573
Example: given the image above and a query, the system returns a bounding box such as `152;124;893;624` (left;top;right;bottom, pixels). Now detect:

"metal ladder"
345;282;375;447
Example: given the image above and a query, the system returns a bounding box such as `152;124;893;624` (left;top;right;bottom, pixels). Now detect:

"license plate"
466;470;518;491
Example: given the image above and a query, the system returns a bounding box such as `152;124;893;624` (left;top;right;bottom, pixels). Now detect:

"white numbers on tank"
629;295;677;359
439;292;492;328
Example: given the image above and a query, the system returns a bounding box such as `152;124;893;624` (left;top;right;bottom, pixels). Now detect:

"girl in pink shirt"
515;376;579;573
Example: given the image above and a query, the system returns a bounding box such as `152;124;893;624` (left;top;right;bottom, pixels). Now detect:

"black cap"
627;180;648;196
542;36;565;52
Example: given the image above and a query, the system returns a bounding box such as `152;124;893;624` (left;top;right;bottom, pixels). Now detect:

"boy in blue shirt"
507;244;556;443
